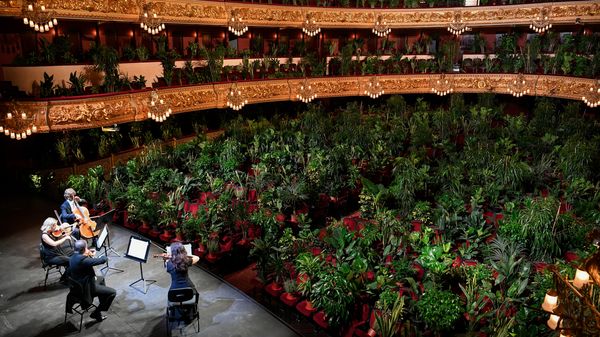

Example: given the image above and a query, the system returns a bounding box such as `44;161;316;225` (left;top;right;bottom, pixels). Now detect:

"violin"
51;210;74;238
73;201;97;239
154;253;171;260
84;249;97;257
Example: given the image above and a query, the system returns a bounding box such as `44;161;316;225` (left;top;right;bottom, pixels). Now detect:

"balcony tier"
0;1;599;29
1;73;595;133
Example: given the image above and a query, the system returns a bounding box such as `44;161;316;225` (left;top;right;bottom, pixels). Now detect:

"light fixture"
506;73;530;97
364;77;384;99
22;1;57;33
530;7;552;34
302;13;320;37
573;268;590;289
140;3;165;35
0;105;39;140
147;90;171;122
447;11;470;36
582;80;600;108
431;73;454;96
542;247;600;336
228;9;248;37
226;83;248;111
296;78;317;103
372;15;391;38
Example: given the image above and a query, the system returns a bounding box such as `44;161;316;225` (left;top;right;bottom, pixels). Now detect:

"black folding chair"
64;277;97;332
39;243;64;288
166;287;200;336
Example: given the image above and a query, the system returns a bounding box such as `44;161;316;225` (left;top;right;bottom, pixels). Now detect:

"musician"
60;188;82;240
160;242;200;292
68;240;116;322
40;217;74;282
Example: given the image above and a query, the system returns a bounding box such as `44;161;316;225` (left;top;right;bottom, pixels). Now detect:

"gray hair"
64;188;76;200
40;217;57;232
74;239;87;254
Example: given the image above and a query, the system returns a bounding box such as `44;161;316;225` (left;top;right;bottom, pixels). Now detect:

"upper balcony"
0;0;598;30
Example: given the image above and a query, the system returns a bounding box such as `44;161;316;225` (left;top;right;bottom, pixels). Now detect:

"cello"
73;200;98;239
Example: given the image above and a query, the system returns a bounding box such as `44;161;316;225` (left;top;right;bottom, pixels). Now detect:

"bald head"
74;239;87;254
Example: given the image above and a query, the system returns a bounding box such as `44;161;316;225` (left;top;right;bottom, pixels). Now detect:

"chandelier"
447;11;469;36
302;13;320;37
140;4;165;35
0;105;39;140
364;77;384;99
228;9;248;37
541;246;600;336
226;83;248;111
296;78;317;103
506;73;531;97
147;90;171;122
431;74;454;96
582;80;600;108
372;15;391;38
530;7;552;34
22;1;57;33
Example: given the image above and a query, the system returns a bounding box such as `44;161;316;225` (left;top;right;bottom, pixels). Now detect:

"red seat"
279;292;300;307
296;300;316;318
313;311;329;330
265;282;283;298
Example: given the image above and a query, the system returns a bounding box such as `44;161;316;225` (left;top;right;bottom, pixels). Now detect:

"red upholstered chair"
353;309;378;337
313;311;330;330
265;282;284;298
296;300;317;318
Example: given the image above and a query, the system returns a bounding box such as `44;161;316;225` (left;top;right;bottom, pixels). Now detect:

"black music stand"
91;210;119;257
96;225;124;276
125;236;155;294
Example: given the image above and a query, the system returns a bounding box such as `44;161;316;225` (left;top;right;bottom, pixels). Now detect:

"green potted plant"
416;286;463;336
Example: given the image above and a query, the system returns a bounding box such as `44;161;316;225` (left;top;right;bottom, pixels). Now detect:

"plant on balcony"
68;71;86;95
89;42;119;93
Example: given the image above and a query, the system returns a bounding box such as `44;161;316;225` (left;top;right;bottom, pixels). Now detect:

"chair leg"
44;269;49;288
78;311;83;332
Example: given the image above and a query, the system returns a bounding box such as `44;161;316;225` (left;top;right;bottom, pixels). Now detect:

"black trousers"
94;276;116;312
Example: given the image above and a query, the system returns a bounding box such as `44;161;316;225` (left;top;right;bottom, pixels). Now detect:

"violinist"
40;217;74;283
159;242;200;292
68;240;116;322
60;188;82;240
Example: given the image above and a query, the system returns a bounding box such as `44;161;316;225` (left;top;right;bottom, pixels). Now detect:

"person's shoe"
90;310;107;322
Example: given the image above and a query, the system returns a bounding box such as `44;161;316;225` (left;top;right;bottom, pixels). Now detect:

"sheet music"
125;237;150;263
166;243;192;256
96;225;108;249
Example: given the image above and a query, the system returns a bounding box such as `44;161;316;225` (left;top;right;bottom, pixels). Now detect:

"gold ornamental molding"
0;1;599;28
1;74;597;134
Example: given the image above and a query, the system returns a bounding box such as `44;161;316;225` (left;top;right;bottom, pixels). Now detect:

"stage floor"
0;194;301;337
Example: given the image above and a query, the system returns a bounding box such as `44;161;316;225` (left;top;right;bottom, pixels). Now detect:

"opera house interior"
0;0;599;336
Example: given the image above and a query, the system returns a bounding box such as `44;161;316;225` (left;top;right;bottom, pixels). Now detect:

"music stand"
124;236;155;294
91;210;119;257
96;225;124;276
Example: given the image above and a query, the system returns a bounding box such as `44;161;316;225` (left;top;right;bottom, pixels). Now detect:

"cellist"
60;188;82;239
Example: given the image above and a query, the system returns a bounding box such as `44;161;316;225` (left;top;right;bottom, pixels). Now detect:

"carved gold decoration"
0;74;594;134
364;76;384;99
302;13;320;37
0;1;596;29
140;2;165;35
148;90;171;122
372;14;391;37
226;83;248;110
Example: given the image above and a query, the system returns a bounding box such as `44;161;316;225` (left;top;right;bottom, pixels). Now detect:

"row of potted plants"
66;94;599;336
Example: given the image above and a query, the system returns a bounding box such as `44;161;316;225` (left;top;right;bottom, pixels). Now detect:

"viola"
73;201;98;239
154;253;171;260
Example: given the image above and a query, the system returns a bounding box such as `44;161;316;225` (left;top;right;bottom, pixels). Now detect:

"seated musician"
160;242;200;292
40;217;74;282
68;240;116;322
159;242;200;323
60;188;82;240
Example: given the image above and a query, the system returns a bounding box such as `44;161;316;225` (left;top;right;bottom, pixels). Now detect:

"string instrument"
73;201;97;239
84;249;97;257
153;253;171;260
52;210;74;238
